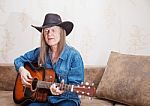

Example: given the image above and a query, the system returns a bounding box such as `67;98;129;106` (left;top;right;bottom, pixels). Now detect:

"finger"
59;90;64;94
22;74;31;85
61;79;64;84
53;83;56;87
56;88;61;93
27;72;32;79
50;83;64;95
50;84;57;94
23;75;31;82
21;78;26;85
51;88;57;95
59;79;64;90
50;83;56;89
22;77;31;85
56;87;64;95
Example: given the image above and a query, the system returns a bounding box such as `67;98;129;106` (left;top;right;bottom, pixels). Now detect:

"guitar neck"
37;81;73;91
36;80;96;97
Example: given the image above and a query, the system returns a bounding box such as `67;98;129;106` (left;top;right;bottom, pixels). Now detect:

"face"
43;26;61;47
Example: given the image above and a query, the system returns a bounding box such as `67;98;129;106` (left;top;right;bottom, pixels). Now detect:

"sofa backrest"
0;64;17;91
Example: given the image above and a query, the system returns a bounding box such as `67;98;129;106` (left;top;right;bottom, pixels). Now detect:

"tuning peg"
88;86;91;89
82;92;85;94
87;93;90;96
76;91;79;93
91;83;94;86
85;82;89;85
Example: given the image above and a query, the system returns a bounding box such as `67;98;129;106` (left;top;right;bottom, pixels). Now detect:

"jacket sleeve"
14;48;40;72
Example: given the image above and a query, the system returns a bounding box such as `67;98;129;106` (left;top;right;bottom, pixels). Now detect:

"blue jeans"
28;100;77;106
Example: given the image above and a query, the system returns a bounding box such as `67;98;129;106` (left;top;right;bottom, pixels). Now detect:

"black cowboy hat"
31;13;74;36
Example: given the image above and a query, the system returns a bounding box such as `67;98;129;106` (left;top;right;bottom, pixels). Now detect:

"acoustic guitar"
13;62;96;105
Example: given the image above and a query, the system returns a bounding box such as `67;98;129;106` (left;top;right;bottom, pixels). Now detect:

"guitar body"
13;62;55;105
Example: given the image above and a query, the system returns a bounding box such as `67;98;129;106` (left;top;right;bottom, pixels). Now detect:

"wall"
0;0;150;66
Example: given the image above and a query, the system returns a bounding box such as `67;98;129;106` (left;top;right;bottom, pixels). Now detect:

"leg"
28;102;54;106
56;100;78;106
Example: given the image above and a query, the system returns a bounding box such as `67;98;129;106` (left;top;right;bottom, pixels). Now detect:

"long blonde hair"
38;27;66;65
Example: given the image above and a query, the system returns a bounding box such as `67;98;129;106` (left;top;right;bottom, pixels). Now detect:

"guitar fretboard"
37;81;73;91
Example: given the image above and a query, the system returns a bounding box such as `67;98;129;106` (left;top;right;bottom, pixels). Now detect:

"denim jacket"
14;44;84;105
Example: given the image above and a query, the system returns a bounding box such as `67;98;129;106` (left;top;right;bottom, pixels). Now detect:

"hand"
50;80;64;95
19;66;32;85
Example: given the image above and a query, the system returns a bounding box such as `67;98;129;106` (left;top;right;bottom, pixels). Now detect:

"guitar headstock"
73;82;96;97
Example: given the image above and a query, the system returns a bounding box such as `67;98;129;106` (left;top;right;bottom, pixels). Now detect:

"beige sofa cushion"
96;51;150;106
0;91;17;106
81;97;113;106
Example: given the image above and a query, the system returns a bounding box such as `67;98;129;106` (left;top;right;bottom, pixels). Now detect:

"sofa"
0;51;150;106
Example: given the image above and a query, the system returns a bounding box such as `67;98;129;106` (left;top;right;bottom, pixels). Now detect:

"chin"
48;43;57;47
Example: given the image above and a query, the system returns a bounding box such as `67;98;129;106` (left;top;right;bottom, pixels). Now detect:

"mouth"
48;38;54;40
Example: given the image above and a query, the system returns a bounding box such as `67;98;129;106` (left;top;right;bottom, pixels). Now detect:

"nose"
47;29;52;36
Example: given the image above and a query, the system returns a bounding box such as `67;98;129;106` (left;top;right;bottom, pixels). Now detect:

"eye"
51;29;55;32
44;29;48;33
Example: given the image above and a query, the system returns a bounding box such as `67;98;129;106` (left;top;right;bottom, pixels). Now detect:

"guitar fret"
37;81;53;89
64;84;68;90
68;85;72;91
63;84;71;91
55;83;71;91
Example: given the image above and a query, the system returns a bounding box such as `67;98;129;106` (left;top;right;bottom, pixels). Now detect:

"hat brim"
31;21;73;36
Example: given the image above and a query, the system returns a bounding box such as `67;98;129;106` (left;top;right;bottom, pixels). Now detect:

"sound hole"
32;78;38;91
